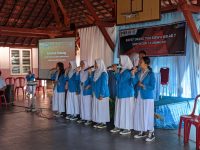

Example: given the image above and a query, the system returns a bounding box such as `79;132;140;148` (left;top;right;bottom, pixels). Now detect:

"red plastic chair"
36;80;45;95
160;67;169;97
5;77;15;85
178;95;200;145
0;90;8;108
14;77;25;99
187;117;200;150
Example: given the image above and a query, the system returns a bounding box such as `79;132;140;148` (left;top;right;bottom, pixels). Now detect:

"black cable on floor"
1;104;69;124
13;104;49;110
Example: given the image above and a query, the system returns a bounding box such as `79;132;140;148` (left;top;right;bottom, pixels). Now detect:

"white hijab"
80;60;88;83
120;55;133;73
93;58;107;82
130;53;139;67
68;60;77;78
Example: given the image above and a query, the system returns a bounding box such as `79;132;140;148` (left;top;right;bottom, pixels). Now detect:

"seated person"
0;70;6;92
0;70;6;105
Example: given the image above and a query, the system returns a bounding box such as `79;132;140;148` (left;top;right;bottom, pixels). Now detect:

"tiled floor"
0;92;196;150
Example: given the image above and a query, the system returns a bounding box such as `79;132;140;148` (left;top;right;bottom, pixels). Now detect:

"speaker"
70;23;76;31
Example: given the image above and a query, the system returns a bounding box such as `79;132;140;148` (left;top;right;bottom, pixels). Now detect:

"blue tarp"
154;97;200;129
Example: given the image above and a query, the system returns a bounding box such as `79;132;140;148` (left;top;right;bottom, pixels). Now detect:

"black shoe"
93;123;101;128
84;121;92;126
77;119;85;123
60;112;66;117
119;129;131;135
65;115;72;120
134;132;147;138
70;116;78;121
110;127;120;133
145;132;155;142
97;123;107;129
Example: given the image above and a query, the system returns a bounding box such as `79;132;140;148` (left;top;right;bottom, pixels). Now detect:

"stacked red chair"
14;77;25;99
36;79;45;96
5;77;15;85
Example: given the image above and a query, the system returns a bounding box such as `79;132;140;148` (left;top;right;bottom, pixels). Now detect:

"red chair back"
191;95;200;116
15;77;25;87
37;80;43;87
5;77;15;85
0;90;4;95
160;67;169;85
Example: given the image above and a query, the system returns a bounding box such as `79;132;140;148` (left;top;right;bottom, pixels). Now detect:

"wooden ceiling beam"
161;0;200;13
3;0;16;26
0;44;37;48
12;0;30;47
55;31;76;37
37;5;52;28
12;0;29;27
178;0;200;43
161;5;178;13
96;20;115;27
48;0;63;29
83;0;115;51
4;0;16;46
85;14;95;24
0;32;48;38
32;1;48;28
0;26;76;39
181;3;200;12
56;0;70;27
0;26;59;36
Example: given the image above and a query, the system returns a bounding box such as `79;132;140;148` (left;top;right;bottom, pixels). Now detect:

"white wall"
0;47;10;69
32;48;38;69
0;47;38;78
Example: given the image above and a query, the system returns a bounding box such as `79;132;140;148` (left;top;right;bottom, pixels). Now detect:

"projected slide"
38;38;75;79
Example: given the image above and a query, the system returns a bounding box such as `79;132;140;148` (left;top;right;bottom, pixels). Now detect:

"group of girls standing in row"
51;54;156;142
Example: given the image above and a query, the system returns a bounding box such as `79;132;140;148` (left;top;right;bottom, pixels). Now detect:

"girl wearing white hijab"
87;58;110;129
65;60;80;121
110;55;137;135
76;60;93;125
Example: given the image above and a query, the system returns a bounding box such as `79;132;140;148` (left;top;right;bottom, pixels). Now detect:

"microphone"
49;68;56;71
84;66;94;71
130;66;139;71
107;65;113;70
107;64;121;70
